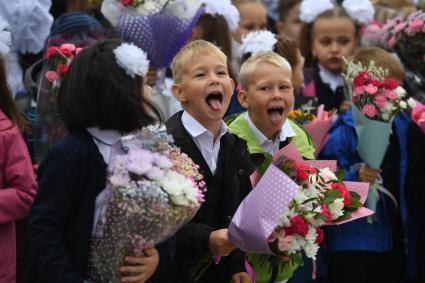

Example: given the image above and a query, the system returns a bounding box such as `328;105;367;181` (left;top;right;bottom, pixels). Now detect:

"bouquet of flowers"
99;0;204;68
35;27;104;163
89;126;205;282
378;11;425;78
228;144;372;283
290;105;335;157
344;59;415;213
344;59;415;167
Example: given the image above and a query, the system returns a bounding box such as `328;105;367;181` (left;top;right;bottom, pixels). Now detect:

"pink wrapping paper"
303;120;332;157
229;164;299;254
330;181;374;225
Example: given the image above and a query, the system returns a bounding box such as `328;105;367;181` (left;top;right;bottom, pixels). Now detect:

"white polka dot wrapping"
228;164;299;254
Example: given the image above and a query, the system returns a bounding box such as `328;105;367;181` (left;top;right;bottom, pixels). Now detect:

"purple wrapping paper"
228;164;299;254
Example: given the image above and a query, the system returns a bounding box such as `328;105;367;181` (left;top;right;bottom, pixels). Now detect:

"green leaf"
325;190;341;198
335;169;346;181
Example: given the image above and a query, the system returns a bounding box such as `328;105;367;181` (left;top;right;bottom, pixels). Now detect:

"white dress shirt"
245;113;296;155
86;127;121;236
318;63;345;93
181;111;228;175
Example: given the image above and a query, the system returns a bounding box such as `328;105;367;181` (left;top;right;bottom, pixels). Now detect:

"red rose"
285;215;309;236
315;227;324;244
45;46;58;59
58;63;69;75
331;182;351;206
382;78;398;90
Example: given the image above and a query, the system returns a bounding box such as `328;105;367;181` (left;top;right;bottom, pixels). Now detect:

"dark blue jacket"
28;129;175;283
318;108;410;253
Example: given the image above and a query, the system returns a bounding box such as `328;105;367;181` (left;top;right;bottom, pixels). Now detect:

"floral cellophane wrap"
35;29;104;163
89;126;205;282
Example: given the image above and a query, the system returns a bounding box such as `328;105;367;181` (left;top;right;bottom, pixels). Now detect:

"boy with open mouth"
159;40;254;283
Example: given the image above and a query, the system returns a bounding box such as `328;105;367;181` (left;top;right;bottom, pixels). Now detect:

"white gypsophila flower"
239;30;277;57
395;86;407;98
127;149;154;175
329;198;344;219
0;17;11;57
399;101;407;109
113;42;150;78
299;0;334;23
342;0;375;25
153;153;173;169
407;98;416;108
203;0;240;33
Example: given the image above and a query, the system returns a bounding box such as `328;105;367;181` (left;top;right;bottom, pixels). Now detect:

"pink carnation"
394;22;407;33
120;0;133;5
45;70;58;82
365;84;378;95
374;95;388;108
385;89;398;100
362;104;377;118
408;19;423;33
354;86;364;95
387;35;397;48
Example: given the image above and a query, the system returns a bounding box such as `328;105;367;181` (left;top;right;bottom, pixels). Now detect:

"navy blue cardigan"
28;129;174;283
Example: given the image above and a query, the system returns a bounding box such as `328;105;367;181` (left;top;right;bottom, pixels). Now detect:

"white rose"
399;101;407;109
395;86;406;97
407;98;416;108
329;198;344;219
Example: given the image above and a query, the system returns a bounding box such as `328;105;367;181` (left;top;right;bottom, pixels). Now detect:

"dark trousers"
327;250;404;283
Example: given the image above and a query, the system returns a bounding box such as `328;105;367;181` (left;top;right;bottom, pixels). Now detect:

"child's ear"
237;88;249;109
171;83;188;103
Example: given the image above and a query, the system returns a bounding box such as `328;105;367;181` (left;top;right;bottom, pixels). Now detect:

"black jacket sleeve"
28;148;85;283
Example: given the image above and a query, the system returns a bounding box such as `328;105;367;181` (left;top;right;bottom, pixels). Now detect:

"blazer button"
238;169;244;175
227;216;232;222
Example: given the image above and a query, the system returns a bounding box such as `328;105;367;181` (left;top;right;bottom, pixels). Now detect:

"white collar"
244;112;296;144
86;127;122;163
86;127;121;146
181;111;228;139
318;64;345;92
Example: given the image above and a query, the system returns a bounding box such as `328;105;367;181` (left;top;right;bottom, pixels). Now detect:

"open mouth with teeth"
206;91;223;111
267;106;284;124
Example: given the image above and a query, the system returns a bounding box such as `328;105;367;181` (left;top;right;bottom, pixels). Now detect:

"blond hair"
171;40;227;82
353;47;405;82
239;51;292;90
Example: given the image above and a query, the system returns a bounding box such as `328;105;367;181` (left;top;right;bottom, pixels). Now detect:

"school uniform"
28;128;174;283
157;111;254;283
301;64;346;111
228;112;327;283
